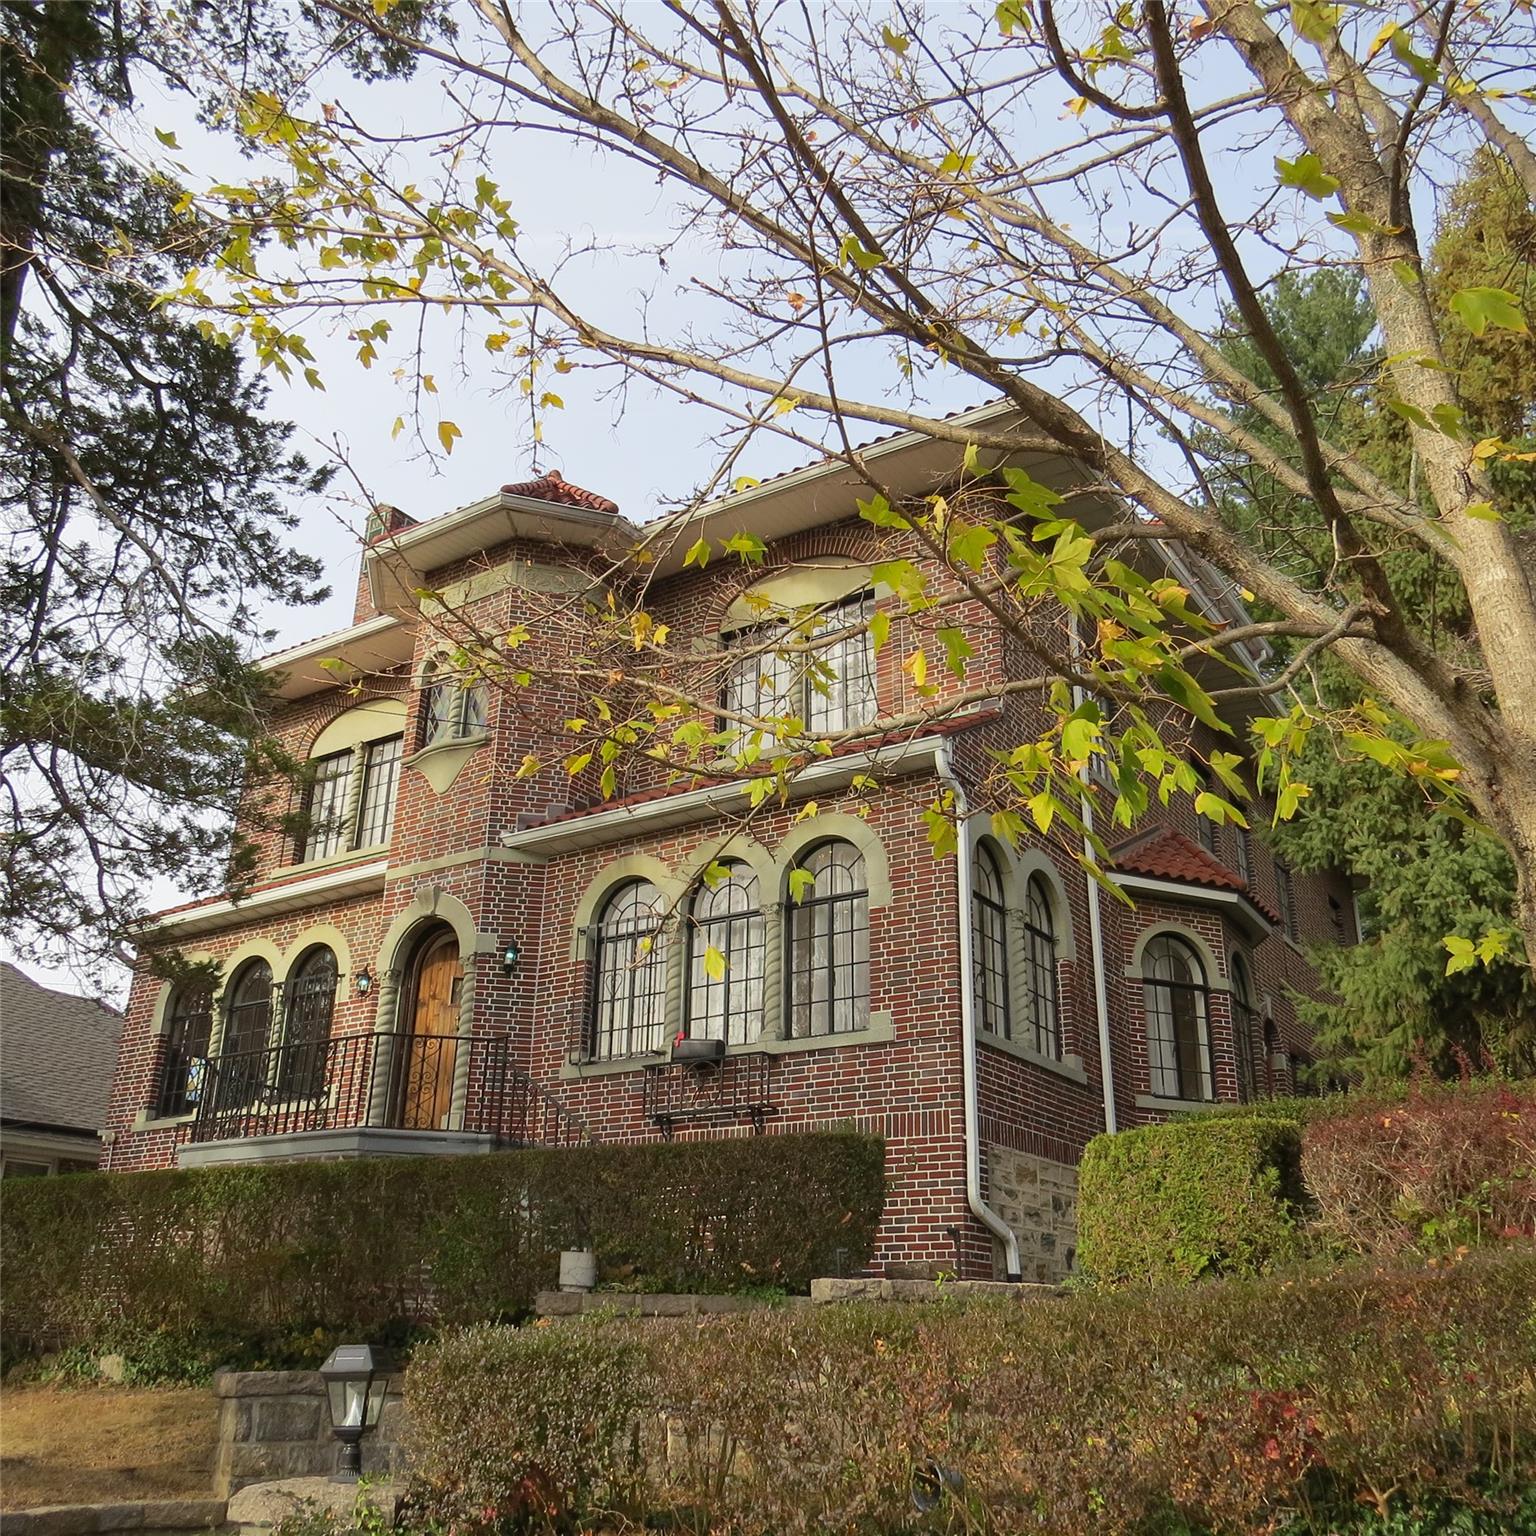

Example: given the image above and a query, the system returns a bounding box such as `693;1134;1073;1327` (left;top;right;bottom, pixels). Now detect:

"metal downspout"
1069;635;1119;1136
935;739;1023;1281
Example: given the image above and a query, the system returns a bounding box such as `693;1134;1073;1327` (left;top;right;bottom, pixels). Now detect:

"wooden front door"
399;930;460;1129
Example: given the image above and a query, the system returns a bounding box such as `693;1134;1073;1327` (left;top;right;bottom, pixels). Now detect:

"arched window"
972;845;1010;1038
1023;874;1062;1059
295;700;406;864
219;959;275;1108
156;984;213;1117
686;865;765;1045
590;881;669;1060
419;659;487;749
787;841;869;1038
1143;935;1213;1101
279;947;338;1098
1230;952;1257;1103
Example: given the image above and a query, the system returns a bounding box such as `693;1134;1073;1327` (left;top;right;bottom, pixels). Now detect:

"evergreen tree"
0;0;330;967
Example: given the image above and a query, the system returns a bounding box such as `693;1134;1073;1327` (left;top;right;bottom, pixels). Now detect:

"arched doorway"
395;926;461;1129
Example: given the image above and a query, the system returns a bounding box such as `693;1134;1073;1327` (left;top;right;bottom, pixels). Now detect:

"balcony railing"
172;1030;588;1149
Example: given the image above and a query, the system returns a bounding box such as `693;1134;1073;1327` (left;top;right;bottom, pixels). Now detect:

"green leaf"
948;521;997;573
1388;29;1437;85
939;150;977;176
1463;501;1502;522
995;1;1033;37
437;420;462;454
869;609;891;654
721;531;767;563
1449;286;1528;338
1327;210;1402;238
1290;1;1340;44
938;626;973;678
1390;260;1421;286
857;494;909;529
787;867;816;903
999;465;1063;520
1443;934;1476;976
703;945;728;981
154;127;180;149
881;24;910;53
683;537;711;569
1275;153;1338;201
838;234;884;272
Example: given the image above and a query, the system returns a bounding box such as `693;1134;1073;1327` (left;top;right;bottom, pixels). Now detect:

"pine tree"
1;0;330;967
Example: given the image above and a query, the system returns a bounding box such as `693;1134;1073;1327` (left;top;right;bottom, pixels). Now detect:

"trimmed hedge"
405;1248;1536;1536
0;1131;884;1367
1076;1116;1305;1284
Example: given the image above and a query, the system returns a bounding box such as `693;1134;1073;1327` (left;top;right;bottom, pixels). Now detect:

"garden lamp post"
319;1343;390;1482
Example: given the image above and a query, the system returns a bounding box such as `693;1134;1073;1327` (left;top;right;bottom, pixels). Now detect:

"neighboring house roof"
500;469;621;515
0;962;123;1136
1110;827;1281;926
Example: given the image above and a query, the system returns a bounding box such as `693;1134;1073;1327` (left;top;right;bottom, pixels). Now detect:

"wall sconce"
355;968;374;997
501;940;520;977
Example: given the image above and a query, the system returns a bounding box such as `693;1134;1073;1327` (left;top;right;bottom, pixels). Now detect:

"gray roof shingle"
0;962;123;1135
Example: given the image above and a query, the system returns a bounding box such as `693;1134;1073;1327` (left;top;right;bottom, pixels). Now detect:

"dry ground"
0;1384;218;1511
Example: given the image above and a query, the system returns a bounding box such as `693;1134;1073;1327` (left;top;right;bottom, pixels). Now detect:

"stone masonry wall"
985;1145;1078;1283
213;1370;406;1497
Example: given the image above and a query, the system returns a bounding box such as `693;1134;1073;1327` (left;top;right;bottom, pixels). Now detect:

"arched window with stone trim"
418;657;487;749
787;841;869;1038
1230;951;1258;1103
972;843;1010;1038
1023;874;1062;1059
1143;934;1213;1101
156;983;213;1117
217;958;275;1109
589;881;669;1060
686;864;765;1045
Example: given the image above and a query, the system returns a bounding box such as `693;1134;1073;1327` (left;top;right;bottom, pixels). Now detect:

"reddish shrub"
1300;1079;1536;1256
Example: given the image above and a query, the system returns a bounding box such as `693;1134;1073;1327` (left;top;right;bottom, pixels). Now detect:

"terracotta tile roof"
523;709;1001;829
1110;826;1279;923
501;469;620;515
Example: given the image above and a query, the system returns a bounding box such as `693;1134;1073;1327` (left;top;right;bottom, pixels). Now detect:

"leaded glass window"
1230;952;1258;1103
419;661;487;748
589;881;669;1060
686;866;765;1045
219;959;275;1108
157;985;213;1117
973;845;1010;1038
1143;934;1213;1100
787;842;869;1037
1023;874;1061;1058
279;946;337;1098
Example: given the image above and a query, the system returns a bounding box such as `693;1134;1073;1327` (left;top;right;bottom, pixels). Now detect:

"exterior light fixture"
501;940;520;977
319;1343;391;1482
355;968;373;997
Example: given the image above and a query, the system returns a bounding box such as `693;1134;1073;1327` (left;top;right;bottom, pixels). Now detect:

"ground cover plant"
0;1131;883;1379
404;1247;1536;1536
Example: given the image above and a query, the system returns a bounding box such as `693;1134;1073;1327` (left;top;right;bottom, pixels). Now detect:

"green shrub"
1076;1116;1306;1284
404;1249;1536;1536
0;1131;884;1372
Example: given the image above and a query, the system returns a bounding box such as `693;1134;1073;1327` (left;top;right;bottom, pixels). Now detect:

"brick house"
102;404;1352;1280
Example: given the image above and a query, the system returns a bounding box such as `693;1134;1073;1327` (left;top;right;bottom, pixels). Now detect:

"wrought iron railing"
178;1031;589;1149
642;1050;773;1138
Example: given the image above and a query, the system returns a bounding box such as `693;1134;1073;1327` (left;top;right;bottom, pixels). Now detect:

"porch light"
319;1343;390;1482
501;939;520;976
355;968;373;997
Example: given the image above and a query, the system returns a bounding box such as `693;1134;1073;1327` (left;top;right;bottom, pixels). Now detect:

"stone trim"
1132;1093;1223;1115
978;1033;1089;1084
178;1127;498;1169
0;1500;228;1536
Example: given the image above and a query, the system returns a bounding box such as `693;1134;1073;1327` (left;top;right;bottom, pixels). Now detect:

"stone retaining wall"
213;1371;405;1497
0;1499;227;1536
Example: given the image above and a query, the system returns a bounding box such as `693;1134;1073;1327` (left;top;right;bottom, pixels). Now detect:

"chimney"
355;504;418;622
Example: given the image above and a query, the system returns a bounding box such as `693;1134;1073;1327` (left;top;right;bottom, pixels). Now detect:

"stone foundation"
984;1146;1078;1283
213;1370;405;1496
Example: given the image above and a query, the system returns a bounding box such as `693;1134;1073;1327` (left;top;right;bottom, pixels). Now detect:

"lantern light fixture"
501;939;520;977
355;968;373;997
319;1343;391;1482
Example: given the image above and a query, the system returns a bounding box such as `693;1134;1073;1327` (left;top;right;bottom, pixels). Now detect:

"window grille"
299;751;352;862
787;841;869;1037
1274;859;1297;941
972;845;1010;1039
685;866;765;1045
354;735;403;848
220;959;275;1108
1023;874;1062;1058
420;661;487;748
1234;825;1253;887
278;947;337;1098
1143;934;1213;1100
589;881;669;1060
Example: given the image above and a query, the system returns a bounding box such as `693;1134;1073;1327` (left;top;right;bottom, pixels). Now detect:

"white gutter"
1070;629;1119;1136
138;859;389;940
935;739;1023;1281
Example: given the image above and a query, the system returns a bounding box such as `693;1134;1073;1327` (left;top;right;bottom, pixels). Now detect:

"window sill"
407;731;490;793
559;1013;895;1078
287;843;390;880
133;1109;198;1131
978;1034;1088;1084
1133;1093;1222;1116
